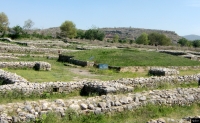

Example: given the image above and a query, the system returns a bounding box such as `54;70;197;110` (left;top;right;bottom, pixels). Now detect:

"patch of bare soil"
68;67;101;81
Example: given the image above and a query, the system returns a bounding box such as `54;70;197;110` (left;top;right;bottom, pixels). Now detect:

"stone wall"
119;66;200;72
58;55;94;67
0;45;79;54
0;69;28;84
0;68;199;95
0;62;51;71
148;67;179;76
0;87;199;122
0;68;200;122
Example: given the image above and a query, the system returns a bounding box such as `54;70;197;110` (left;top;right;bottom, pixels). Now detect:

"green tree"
178;38;190;46
148;32;171;46
60;20;77;39
0;12;9;37
76;29;85;39
192;40;200;47
84;28;105;41
135;33;149;45
113;34;119;42
9;25;24;39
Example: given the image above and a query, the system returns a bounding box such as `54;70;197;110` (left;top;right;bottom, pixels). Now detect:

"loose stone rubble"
0;87;199;122
0;62;51;71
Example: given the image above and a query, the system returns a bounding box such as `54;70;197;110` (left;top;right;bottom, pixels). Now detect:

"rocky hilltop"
100;27;182;43
31;27;182;42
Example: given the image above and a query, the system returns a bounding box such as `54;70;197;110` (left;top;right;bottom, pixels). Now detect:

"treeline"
177;38;200;48
59;21;105;41
135;32;171;46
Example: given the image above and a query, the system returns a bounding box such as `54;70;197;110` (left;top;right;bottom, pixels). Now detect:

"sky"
0;0;200;36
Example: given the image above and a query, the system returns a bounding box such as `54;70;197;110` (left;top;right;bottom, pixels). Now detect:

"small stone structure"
148;67;179;76
81;82;133;95
58;54;94;67
0;62;51;71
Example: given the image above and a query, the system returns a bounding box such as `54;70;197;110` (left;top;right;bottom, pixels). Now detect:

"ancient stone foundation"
0;87;199;122
58;54;94;67
0;62;51;71
149;67;179;76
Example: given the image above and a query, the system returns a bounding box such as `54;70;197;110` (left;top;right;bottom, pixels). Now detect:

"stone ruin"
0;64;200;122
0;61;51;71
0;87;199;123
149;67;179;76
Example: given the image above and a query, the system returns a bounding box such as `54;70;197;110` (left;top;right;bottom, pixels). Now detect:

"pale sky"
0;0;200;36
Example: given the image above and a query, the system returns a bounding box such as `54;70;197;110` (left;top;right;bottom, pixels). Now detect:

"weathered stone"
69;104;80;110
115;101;122;106
98;102;106;109
12;116;20;123
94;108;102;115
88;104;95;110
80;103;88;110
139;96;146;101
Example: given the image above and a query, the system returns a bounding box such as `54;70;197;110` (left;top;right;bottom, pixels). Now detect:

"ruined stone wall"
120;66;200;72
0;87;199;122
148;67;179;76
0;46;79;54
58;55;94;67
0;68;200;122
0;69;28;84
0;62;51;71
0;67;199;95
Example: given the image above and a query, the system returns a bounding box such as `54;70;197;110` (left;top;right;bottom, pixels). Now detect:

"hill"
100;27;182;43
182;34;200;41
30;27;182;43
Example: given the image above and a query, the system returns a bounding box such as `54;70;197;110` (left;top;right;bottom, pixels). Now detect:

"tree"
135;33;149;45
148;32;171;46
113;34;119;42
76;29;85;39
9;25;24;39
178;38;190;46
192;40;200;47
60;20;77;39
23;19;34;30
0;12;9;37
84;28;105;41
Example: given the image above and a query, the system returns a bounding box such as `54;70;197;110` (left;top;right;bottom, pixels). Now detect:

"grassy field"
64;48;200;66
1;48;200;82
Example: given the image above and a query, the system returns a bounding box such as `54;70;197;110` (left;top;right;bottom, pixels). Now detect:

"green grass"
133;81;198;93
28;103;200;123
64;48;200;66
0;90;81;104
2;53;200;82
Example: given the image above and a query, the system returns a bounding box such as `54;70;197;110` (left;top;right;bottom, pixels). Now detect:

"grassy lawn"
64;48;200;66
